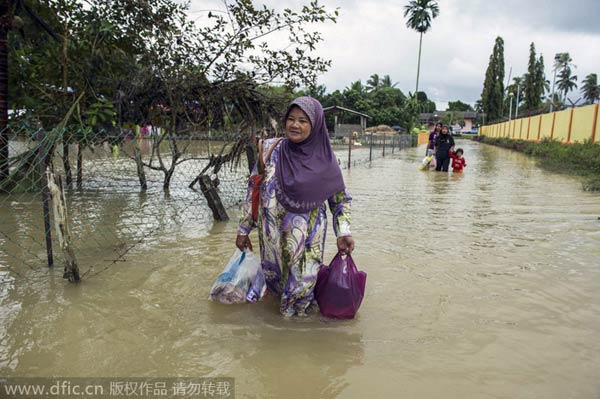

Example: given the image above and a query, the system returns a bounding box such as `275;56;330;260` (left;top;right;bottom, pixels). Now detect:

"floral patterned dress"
238;138;352;316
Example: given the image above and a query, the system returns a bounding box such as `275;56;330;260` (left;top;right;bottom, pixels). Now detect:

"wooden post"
526;117;532;140
391;134;395;154
537;115;543;141
591;103;599;143
76;143;83;189
550;112;557;140
37;130;53;267
382;133;386;157
199;174;229;221
566;108;575;143
46;170;80;282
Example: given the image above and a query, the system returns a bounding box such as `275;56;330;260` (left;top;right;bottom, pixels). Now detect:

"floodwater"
1;139;600;398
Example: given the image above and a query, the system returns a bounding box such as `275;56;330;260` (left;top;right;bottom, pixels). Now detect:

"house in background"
419;111;484;132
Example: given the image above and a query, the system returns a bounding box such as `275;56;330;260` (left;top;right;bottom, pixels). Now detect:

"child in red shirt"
450;148;467;173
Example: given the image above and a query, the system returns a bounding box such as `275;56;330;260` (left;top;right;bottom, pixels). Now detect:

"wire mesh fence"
0;124;416;284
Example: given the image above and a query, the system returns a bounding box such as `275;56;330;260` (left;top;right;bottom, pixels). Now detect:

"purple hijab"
275;97;345;213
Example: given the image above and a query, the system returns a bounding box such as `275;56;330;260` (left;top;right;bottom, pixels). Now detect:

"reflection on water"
1;140;600;398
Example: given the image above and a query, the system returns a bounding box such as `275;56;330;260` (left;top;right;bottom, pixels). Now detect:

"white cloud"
185;0;600;110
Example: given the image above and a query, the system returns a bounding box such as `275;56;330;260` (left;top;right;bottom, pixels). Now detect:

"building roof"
323;105;371;119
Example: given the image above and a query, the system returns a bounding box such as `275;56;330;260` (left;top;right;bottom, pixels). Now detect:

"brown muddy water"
1;140;599;398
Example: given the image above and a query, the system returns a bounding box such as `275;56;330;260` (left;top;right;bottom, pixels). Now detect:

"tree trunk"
134;146;147;191
76;143;83;189
63;141;72;185
0;12;10;184
415;32;423;95
46;170;80;282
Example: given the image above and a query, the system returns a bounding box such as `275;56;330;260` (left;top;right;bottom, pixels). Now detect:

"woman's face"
286;106;312;143
441;127;449;135
435;124;442;132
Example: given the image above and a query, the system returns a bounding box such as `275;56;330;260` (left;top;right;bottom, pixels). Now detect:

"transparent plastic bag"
315;252;367;319
209;249;263;304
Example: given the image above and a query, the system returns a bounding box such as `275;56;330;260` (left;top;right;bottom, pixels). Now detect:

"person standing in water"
236;96;354;317
433;125;455;172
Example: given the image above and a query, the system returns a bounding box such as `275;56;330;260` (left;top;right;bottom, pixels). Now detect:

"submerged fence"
480;103;600;143
0;125;415;285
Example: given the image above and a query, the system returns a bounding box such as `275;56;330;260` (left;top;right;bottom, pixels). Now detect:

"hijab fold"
275;97;345;213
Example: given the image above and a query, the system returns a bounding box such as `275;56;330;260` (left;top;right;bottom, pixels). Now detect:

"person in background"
236;96;354;317
450;148;467;173
433;125;455;172
427;122;442;156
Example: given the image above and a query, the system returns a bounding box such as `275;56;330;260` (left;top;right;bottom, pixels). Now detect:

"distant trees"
523;43;545;110
581;73;599;104
480;36;505;121
447;100;474;112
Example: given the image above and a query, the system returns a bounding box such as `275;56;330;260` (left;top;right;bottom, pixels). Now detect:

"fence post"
382;133;386;157
37;129;54;267
566;107;575;143
391;134;395;154
347;130;352;169
537;115;543;141
199;174;229;221
550;112;557;140
369;131;373;161
591;103;599;143
526;117;532;140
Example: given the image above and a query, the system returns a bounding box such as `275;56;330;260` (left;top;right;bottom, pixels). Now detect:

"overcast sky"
186;0;600;110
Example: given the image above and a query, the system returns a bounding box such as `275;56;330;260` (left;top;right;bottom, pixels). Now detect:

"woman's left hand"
337;236;355;255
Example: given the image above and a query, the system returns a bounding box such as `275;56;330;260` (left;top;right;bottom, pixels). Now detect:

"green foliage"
446;100;473;112
523;43;544;110
581;73;599;104
480;37;505;121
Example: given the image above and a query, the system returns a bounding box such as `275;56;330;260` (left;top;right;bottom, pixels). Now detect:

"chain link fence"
0;124;415;284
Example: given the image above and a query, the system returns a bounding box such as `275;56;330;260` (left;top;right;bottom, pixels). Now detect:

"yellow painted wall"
481;104;600;143
529;115;541;140
540;113;554;139
570;105;596;143
552;109;571;142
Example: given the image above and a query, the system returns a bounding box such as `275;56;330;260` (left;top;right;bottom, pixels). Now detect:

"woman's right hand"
236;234;253;251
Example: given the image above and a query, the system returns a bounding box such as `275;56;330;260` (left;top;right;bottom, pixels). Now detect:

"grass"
474;135;600;191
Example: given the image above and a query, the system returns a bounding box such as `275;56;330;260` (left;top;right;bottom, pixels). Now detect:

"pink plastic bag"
315;252;367;319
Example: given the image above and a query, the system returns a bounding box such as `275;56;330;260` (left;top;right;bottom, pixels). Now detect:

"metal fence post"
369;131;373;161
347;130;352;169
37;129;53;267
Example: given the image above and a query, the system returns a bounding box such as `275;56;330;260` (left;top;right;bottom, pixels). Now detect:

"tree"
447;100;473;112
404;0;439;94
523;42;544;110
1;0;58;185
480;36;505;121
366;74;381;91
557;66;578;103
581;73;599;104
550;52;574;110
381;75;398;88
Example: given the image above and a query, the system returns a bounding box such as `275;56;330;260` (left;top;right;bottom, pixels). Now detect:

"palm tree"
581;73;599;104
381;74;398;88
366;74;381;91
550;52;574;111
346;80;366;94
404;0;439;94
556;66;578;103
